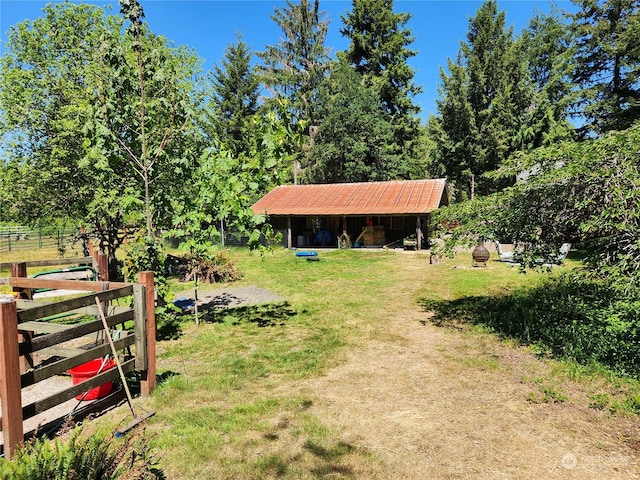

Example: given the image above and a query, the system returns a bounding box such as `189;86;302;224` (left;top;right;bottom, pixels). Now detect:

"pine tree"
428;56;475;200
208;34;259;157
257;0;330;128
570;0;640;135
257;0;331;182
341;0;421;117
340;0;423;179
307;58;396;183
432;0;531;199
518;6;575;149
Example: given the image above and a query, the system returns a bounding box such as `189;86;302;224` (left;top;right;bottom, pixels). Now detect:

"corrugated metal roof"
251;179;448;216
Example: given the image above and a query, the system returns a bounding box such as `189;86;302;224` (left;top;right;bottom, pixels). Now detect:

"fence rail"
0;226;81;255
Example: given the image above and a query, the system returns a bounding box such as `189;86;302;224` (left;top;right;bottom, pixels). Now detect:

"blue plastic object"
295;251;318;257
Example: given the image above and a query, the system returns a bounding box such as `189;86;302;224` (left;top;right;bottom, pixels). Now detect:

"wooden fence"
0;264;156;459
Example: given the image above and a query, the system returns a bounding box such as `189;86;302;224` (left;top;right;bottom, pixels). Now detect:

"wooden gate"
0;267;156;459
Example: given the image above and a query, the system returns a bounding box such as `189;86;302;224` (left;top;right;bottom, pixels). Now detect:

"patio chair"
494;242;521;263
540;243;571;266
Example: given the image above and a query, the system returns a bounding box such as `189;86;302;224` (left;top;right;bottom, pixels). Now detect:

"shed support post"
137;271;156;397
287;217;292;249
416;217;422;251
0;300;23;459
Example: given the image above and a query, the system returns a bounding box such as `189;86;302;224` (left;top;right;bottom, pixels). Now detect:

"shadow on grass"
304;440;356;477
418;275;640;378
199;301;297;327
157;302;297;340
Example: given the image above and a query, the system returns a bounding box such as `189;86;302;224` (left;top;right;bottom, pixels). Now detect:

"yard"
103;248;639;479
3;247;639;478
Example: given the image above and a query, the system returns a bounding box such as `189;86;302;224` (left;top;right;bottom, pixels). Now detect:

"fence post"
137;271;156;397
0;300;24;459
11;262;32;373
97;253;109;281
10;263;27;299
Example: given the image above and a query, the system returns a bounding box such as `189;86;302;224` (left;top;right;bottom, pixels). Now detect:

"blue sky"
1;0;577;119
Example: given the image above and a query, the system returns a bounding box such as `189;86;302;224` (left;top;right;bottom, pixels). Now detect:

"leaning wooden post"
0;300;23;459
11;263;32;372
138;271;156;397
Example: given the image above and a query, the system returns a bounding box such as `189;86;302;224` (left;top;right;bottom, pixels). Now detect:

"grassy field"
5;247;639;477
111;248;638;478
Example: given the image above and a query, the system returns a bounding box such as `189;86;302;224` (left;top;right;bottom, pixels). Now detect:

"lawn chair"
494;242;521;263
540;243;571;266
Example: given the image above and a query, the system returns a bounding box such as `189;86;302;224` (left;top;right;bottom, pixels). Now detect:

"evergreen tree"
340;0;423;179
207;34;260;157
307;58;396;183
518;6;575;149
257;0;331;182
341;0;421;117
432;0;531;199
257;0;330;128
428;56;475;200
570;0;640;135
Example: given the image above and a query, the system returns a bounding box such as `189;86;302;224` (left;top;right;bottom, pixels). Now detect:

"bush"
421;273;640;378
0;426;164;480
174;247;241;284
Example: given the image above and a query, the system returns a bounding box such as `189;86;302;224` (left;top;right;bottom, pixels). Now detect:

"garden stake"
94;297;155;435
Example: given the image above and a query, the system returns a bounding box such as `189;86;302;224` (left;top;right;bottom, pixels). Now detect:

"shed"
251;179;448;249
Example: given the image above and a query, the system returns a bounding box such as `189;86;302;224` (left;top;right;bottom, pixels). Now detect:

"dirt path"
303;256;639;479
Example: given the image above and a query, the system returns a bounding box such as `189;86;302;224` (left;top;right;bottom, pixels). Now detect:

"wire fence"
0;225;81;255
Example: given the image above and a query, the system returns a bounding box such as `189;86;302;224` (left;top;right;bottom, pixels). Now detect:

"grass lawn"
4;247;639;477
105;248;637;478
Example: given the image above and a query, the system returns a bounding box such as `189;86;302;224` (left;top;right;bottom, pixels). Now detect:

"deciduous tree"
433;123;640;293
0;1;201;277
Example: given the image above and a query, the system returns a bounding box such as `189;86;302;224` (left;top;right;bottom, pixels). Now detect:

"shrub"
421;273;640;378
0;426;164;480
175;247;241;284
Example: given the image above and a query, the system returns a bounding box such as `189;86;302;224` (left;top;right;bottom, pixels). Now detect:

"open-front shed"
251;179;448;250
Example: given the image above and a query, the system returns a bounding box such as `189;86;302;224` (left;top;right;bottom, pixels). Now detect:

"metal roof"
251;179;448;216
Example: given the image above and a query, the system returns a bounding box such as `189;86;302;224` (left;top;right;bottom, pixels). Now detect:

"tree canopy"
433;122;640;291
0;1;201;275
206;34;260;158
430;0;532;200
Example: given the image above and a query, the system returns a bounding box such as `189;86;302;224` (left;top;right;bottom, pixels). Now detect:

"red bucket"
68;358;115;401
